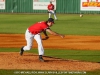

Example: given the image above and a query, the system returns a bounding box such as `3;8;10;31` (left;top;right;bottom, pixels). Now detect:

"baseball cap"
50;1;52;3
48;18;55;24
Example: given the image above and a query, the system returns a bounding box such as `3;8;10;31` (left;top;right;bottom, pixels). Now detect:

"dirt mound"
0;52;100;71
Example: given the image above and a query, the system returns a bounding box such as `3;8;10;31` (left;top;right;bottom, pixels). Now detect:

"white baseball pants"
23;29;44;55
49;10;57;20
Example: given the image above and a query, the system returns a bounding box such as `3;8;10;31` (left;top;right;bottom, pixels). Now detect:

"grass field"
0;14;100;35
0;14;100;75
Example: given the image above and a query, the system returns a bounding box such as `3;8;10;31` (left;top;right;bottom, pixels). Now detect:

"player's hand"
60;34;65;38
42;36;49;40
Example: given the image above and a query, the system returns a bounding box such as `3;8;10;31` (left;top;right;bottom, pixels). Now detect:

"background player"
20;18;64;62
47;1;58;20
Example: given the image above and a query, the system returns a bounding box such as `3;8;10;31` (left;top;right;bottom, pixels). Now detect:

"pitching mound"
0;52;100;71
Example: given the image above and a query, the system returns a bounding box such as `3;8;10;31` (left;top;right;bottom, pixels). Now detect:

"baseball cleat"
20;47;24;56
39;55;44;62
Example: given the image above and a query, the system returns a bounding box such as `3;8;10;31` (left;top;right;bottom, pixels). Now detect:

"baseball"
80;14;83;17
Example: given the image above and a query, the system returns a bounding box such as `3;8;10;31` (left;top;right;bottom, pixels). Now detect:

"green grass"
0;69;100;75
0;14;100;35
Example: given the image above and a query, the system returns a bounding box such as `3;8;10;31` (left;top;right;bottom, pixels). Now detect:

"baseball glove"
42;36;49;40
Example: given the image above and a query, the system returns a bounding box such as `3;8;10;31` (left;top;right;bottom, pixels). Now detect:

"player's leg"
34;34;44;61
49;12;51;18
51;10;57;20
20;29;34;55
23;30;33;50
34;34;44;55
49;10;52;18
54;13;57;20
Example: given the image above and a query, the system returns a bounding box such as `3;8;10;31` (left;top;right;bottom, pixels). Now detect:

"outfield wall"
0;0;100;14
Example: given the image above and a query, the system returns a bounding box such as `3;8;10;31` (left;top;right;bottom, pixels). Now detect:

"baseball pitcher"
20;18;64;62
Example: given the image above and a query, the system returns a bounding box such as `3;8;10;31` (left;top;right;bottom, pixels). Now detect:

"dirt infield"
0;34;100;71
1;34;100;50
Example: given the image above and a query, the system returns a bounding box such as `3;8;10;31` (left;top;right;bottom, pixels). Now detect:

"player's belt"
28;31;30;33
28;30;38;35
28;30;32;34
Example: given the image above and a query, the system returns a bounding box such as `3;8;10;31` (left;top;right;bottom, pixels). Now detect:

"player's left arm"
53;4;56;13
42;30;49;40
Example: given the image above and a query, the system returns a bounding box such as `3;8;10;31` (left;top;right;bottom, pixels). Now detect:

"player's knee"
27;46;31;50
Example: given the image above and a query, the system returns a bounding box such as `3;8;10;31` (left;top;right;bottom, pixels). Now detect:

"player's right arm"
46;28;65;38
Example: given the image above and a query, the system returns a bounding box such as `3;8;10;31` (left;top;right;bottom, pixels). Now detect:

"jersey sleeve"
44;26;50;31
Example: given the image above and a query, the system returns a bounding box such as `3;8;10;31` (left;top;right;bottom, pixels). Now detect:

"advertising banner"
0;0;5;9
33;0;56;10
80;0;100;11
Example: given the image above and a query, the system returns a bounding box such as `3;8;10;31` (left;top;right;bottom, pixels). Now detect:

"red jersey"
48;4;54;10
28;21;49;34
